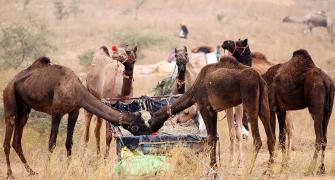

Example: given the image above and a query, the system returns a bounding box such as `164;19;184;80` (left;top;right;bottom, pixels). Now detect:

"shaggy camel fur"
262;49;334;175
283;11;334;43
84;45;137;156
149;56;275;174
3;57;149;178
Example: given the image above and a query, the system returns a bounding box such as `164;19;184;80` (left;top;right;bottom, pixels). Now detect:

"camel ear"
243;39;248;45
134;46;138;53
184;46;187;52
175;48;178;57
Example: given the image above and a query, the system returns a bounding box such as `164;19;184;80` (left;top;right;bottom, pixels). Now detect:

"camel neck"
234;50;252;67
176;65;186;94
121;64;134;96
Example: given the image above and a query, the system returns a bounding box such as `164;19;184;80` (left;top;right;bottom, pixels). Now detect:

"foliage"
78;49;95;67
115;30;167;49
54;0;82;20
54;1;69;20
0;18;55;69
154;76;175;95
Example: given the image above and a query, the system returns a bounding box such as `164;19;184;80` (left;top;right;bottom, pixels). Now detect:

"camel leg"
95;117;102;154
84;110;93;143
12;109;37;175
4;116;15;179
199;105;218;173
286;112;294;152
226;108;235;163
317;106;331;175
235;104;243;167
49;114;62;152
276;110;288;167
305;116;323;176
65;109;79;156
247;114;262;174
105;121;113;158
327;24;334;43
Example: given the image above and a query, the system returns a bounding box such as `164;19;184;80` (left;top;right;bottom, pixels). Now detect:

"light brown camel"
149;56;275;174
262;49;334;175
283;11;334;43
2;57;150;179
84;45;137;156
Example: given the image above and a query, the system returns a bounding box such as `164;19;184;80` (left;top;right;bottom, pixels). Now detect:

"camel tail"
258;76;274;133
323;79;334;123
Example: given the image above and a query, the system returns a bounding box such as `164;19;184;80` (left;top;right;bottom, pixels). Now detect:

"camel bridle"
230;41;249;56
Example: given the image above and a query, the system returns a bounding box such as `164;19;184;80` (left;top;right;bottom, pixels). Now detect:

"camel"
222;39;296;158
2;57;150;178
84;45;137;156
252;52;295;151
221;39;252;166
148;56;275;174
262;49;334;175
282;11;334;43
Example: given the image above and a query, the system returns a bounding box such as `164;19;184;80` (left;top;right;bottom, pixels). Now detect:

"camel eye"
126;51;131;55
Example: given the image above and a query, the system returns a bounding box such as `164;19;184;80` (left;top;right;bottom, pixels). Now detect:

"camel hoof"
6;172;14;179
28;170;38;176
263;169;274;178
317;164;325;175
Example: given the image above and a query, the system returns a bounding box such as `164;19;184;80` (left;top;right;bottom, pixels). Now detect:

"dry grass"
1;0;335;179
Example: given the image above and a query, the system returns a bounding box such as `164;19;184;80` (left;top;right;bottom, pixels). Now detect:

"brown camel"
149;56;275;174
282;11;334;43
252;52;295;151
262;49;334;175
84;45;137;155
222;39;296;154
3;57;149;179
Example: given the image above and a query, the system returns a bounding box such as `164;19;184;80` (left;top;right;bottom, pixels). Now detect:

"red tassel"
111;45;118;52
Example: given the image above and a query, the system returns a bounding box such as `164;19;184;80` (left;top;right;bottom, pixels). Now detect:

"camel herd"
2;39;334;178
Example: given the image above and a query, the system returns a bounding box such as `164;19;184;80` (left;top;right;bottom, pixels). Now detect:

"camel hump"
100;46;110;57
252;52;267;60
29;57;52;69
292;49;312;60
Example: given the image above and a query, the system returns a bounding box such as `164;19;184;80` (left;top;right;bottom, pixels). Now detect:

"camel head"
175;46;189;72
111;45;138;68
221;39;251;60
122;112;152;135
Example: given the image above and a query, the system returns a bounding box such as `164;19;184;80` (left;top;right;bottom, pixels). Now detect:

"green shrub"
115;30;167;49
78;50;95;67
0;18;55;69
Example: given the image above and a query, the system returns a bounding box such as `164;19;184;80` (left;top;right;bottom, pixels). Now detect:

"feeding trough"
102;95;209;159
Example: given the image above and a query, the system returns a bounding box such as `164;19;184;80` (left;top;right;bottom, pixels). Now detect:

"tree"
0;19;55;69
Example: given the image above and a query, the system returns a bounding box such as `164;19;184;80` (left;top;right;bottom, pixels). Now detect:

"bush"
115;30;167;49
78;50;95;68
0;18;55;69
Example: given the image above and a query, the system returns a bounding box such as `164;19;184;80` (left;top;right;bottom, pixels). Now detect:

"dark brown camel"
3;57;149;178
84;45;137;156
262;49;334;175
148;56;275;174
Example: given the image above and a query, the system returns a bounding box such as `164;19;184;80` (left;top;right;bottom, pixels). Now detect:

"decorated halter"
111;45;137;64
230;41;249;56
